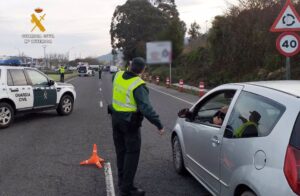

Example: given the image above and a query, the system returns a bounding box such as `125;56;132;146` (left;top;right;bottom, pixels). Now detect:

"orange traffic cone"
80;144;105;169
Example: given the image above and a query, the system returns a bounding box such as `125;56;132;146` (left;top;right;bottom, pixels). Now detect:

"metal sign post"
169;63;172;84
286;57;291;80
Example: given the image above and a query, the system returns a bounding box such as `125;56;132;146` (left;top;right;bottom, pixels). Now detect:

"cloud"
177;0;206;6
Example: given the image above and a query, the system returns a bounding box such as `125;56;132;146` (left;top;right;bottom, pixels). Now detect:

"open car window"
193;90;237;126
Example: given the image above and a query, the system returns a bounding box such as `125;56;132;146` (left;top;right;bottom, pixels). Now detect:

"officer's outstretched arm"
134;85;163;131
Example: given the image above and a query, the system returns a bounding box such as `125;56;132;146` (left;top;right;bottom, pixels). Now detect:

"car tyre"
241;191;256;196
0;102;14;129
57;95;74;116
172;135;186;175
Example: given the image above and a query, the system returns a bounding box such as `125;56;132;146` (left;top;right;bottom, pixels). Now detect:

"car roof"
243;80;300;98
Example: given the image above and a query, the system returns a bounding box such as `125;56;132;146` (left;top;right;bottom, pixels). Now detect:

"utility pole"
67;47;75;62
42;45;47;69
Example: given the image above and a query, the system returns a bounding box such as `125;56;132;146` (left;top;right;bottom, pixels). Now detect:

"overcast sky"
0;0;237;60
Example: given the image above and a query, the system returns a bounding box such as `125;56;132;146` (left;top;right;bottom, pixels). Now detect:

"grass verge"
47;72;78;82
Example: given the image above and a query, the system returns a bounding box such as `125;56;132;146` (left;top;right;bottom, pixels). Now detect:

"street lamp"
67;47;75;62
42;45;48;69
14;47;21;57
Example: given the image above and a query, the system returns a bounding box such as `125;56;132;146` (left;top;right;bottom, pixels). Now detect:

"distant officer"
109;57;164;196
98;65;102;79
59;65;65;82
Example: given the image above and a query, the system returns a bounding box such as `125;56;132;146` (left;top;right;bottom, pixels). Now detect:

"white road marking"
66;77;77;83
104;162;116;196
147;86;194;105
100;101;103;108
99;88;102;92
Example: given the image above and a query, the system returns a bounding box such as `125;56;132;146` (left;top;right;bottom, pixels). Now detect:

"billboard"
146;41;172;64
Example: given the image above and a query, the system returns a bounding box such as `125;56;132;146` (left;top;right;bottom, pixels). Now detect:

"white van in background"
78;64;95;77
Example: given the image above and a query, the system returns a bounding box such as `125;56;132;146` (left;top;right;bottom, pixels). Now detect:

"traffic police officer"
110;57;164;196
99;65;102;79
59;65;65;82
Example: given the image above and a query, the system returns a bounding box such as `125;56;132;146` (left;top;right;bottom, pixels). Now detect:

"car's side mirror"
48;80;55;86
178;108;193;119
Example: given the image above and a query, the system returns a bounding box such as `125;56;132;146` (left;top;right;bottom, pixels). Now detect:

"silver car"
171;81;300;196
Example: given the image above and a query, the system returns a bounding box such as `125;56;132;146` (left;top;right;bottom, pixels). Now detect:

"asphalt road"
0;72;210;196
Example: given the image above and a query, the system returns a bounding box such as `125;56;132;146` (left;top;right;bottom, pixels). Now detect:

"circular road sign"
276;32;300;57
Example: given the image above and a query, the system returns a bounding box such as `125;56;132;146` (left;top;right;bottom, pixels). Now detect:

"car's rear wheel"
241;190;256;196
57;95;74;116
172;135;186;175
0;102;14;129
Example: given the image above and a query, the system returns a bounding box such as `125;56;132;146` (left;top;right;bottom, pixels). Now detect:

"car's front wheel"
172;135;186;175
57;95;74;116
0;102;14;129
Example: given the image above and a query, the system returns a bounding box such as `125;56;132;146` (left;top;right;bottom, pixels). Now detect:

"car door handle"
10;88;19;92
211;136;221;145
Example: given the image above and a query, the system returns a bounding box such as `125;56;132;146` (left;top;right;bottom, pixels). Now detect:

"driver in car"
212;106;229;125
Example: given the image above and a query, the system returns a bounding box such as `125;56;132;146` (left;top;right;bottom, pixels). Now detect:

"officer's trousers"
112;116;141;194
60;74;64;82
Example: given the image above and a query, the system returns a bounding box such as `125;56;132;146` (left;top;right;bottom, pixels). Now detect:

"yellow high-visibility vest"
234;121;258;138
59;67;65;74
112;71;145;112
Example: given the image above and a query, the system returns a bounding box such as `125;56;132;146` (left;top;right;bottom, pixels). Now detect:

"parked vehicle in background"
78;64;95;77
67;66;77;71
110;65;118;73
103;66;110;72
89;65;100;71
172;81;300;196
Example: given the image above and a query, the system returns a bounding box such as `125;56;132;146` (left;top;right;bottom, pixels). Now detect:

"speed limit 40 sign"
276;32;300;57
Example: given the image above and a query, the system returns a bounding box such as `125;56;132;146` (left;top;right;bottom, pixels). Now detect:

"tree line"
110;0;300;87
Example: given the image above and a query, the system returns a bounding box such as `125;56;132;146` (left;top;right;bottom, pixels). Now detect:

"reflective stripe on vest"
112;71;145;112
234;121;258;138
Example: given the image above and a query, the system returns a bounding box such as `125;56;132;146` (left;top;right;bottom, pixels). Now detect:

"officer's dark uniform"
109;60;163;196
99;66;102;79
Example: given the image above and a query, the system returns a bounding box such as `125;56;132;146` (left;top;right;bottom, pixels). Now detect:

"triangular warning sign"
270;0;300;32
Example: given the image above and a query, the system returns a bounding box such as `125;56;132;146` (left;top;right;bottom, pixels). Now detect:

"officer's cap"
250;111;261;123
